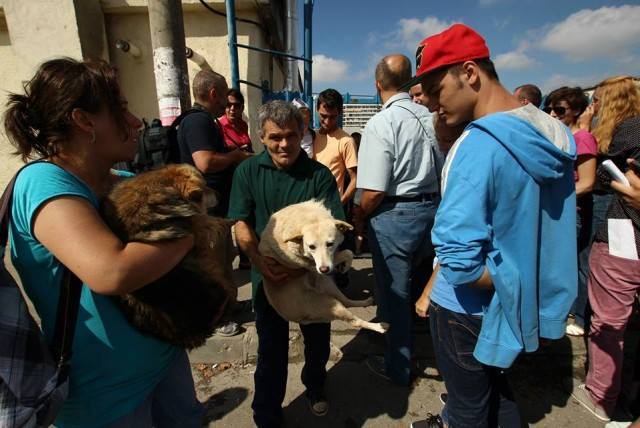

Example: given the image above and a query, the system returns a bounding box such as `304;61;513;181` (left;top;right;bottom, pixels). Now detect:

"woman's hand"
611;159;640;211
577;104;595;131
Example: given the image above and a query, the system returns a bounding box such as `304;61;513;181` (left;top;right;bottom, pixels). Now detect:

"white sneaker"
566;324;585;336
605;421;632;428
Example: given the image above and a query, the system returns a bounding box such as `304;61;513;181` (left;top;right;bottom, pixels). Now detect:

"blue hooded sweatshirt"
431;103;577;369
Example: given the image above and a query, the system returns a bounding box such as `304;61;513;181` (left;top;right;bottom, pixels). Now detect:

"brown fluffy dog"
102;164;236;349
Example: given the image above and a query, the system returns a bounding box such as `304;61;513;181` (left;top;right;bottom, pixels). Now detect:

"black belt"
383;192;439;203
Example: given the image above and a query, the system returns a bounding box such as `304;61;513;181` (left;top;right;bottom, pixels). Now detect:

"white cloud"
494;50;536;70
494;42;537;70
393;16;454;52
540;5;640;61
312;54;349;83
540;73;600;93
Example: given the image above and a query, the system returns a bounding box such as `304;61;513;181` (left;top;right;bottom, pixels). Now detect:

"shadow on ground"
282;263;426;427
202;387;250;424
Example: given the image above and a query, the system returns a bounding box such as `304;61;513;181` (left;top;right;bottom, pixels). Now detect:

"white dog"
258;200;388;334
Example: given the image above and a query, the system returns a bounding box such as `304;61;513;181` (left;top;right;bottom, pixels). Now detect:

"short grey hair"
192;69;227;101
258;100;305;137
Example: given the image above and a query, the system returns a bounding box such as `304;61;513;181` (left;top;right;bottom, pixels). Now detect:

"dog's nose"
319;266;330;274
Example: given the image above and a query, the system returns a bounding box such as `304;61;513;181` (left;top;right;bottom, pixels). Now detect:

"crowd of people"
2;21;640;428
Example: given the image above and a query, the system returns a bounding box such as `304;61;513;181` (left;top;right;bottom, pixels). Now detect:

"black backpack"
128;109;200;173
0;163;82;427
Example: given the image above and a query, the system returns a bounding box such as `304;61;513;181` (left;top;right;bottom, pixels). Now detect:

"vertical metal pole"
303;0;313;103
285;0;299;92
225;0;240;90
148;0;191;126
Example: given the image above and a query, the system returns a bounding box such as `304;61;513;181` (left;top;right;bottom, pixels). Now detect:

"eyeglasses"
226;102;244;109
543;106;567;116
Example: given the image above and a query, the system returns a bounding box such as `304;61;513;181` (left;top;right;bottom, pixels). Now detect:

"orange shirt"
313;128;358;197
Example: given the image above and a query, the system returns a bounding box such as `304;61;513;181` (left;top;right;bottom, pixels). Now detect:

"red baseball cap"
402;23;490;89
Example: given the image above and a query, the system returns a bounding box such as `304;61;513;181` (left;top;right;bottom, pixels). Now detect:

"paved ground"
189;256;638;428
4;250;634;427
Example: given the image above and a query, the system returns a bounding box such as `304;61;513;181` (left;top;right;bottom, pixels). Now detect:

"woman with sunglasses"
218;88;254;153
218;88;253;273
544;86;596;337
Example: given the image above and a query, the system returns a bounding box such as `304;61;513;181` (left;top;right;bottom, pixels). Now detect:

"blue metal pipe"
235;43;311;62
303;0;313;103
225;0;240;89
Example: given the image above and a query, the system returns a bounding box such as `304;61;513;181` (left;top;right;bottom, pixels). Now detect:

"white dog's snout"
318;265;332;274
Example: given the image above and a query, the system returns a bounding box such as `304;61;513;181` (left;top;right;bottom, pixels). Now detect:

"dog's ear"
334;220;354;234
283;232;303;244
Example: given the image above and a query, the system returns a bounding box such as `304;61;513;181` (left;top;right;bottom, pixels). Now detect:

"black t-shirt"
176;104;234;199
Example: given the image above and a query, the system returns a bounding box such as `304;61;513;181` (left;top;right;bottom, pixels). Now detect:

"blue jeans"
429;302;522;428
573;195;593;328
105;350;204;427
570;192;613;329
252;287;330;428
367;198;438;385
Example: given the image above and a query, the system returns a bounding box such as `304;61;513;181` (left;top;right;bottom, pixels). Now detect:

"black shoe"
306;389;328;416
439;393;447;405
409;413;444;428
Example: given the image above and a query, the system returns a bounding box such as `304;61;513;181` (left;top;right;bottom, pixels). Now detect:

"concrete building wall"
0;0;285;187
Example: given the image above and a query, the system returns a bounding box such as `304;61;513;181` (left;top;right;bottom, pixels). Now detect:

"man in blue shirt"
410;24;577;427
357;54;441;386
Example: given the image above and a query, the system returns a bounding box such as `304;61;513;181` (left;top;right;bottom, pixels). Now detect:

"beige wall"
0;0;284;187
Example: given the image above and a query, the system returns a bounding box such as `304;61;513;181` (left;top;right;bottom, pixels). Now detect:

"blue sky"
305;0;640;96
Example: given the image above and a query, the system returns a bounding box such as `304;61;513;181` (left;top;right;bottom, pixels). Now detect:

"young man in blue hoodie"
409;24;577;428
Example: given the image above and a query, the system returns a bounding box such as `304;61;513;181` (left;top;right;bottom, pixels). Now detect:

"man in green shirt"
228;100;344;427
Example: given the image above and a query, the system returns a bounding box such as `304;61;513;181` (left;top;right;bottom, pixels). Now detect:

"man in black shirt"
177;69;252;337
177;69;252;216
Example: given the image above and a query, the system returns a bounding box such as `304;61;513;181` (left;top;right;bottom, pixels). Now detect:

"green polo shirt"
228;150;345;309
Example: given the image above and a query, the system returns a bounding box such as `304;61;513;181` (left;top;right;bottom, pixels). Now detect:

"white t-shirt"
301;130;314;158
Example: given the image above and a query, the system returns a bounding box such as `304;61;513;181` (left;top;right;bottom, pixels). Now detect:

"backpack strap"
0;161;82;372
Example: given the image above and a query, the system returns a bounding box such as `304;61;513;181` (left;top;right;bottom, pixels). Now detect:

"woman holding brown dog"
5;58;203;427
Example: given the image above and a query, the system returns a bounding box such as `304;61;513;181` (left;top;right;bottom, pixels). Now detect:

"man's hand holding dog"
256;255;305;284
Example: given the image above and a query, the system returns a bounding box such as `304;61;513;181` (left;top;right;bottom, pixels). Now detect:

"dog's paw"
379;322;390;333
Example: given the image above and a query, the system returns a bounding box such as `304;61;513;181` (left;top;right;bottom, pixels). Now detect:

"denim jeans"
252;287;330;428
105;350;204;427
367;198;438;385
572;195;594;328
429;302;522;428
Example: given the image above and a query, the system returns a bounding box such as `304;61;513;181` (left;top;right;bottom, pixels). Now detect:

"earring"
90;130;96;144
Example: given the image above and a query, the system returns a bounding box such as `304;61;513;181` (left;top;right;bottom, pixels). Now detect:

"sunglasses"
226;101;244;109
543;106;567;116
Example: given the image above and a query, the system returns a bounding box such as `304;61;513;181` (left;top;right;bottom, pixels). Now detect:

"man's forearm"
202;152;239;173
341;175;357;204
234;220;260;262
359;189;386;217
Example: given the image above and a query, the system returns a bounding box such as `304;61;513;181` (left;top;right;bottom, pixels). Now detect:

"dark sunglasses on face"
543;106;566;116
227;102;243;109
